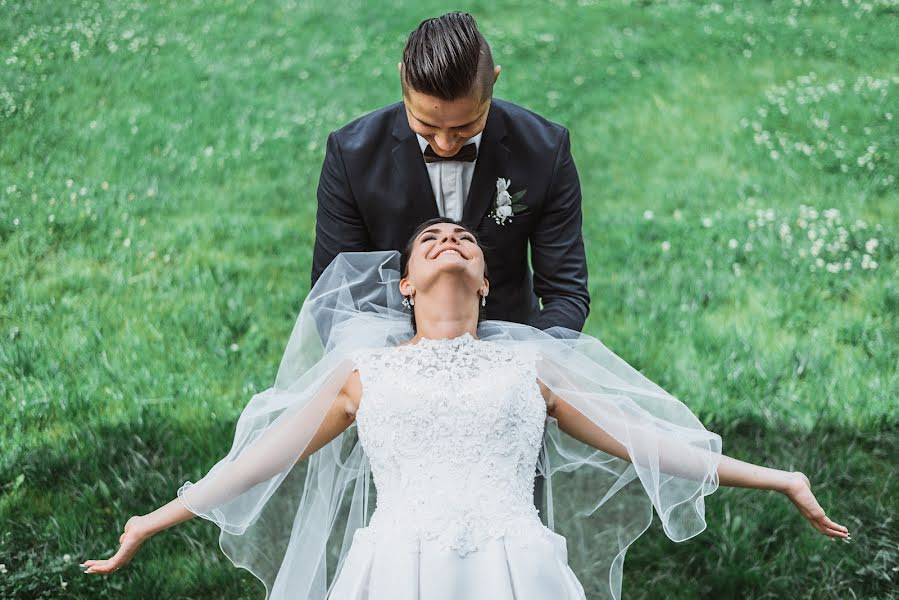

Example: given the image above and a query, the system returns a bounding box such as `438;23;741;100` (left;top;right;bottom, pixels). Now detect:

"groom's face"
401;87;491;158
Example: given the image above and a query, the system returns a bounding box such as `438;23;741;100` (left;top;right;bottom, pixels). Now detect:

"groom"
311;11;590;333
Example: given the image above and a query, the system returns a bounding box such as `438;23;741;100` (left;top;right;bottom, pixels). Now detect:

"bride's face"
402;222;487;295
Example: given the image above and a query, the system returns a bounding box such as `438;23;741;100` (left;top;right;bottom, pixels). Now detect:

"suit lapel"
462;100;509;228
391;106;439;226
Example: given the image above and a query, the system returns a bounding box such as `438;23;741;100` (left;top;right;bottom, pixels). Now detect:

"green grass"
1;0;897;598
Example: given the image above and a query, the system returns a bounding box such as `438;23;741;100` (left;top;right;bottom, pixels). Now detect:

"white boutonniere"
487;178;528;225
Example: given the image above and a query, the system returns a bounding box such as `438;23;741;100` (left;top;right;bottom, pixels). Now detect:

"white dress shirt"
416;132;483;221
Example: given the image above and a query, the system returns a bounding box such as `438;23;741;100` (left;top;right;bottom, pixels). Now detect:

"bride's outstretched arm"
81;369;362;575
538;380;850;540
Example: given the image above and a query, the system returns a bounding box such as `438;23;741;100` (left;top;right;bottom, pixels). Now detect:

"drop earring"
481;292;487;307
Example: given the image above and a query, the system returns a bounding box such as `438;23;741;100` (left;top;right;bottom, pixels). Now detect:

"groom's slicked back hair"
401;12;495;102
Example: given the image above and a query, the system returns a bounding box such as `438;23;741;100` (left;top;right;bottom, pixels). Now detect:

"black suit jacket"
312;97;590;332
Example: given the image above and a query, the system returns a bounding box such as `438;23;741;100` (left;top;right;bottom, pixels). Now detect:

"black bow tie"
423;143;477;163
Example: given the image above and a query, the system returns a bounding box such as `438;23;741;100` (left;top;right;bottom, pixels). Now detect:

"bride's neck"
410;277;480;342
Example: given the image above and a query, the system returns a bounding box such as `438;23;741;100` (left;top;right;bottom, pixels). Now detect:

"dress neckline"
400;331;478;348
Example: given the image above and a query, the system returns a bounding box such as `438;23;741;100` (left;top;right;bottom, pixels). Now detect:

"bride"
81;218;849;599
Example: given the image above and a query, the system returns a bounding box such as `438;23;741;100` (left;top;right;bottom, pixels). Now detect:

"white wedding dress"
176;252;720;600
326;332;587;600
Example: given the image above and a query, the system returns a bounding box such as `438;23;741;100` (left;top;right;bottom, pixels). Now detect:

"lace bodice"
351;332;550;556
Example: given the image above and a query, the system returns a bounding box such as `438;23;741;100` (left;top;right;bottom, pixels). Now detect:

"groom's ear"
493;64;501;83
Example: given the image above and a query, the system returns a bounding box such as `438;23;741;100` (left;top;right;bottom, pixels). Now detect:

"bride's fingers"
82;535;143;574
83;560;120;574
813;516;849;538
813;511;848;532
825;524;850;538
83;551;128;574
822;517;849;533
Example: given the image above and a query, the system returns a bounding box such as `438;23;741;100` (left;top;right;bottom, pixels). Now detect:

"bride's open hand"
784;472;850;540
80;515;153;574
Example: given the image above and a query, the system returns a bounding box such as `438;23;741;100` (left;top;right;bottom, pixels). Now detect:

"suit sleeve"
529;129;591;332
311;132;371;287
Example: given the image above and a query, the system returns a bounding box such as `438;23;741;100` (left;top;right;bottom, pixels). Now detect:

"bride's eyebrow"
418;227;471;240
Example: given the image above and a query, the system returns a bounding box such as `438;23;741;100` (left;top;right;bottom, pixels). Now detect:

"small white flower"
0;563;6;573
123;238;131;248
489;177;526;226
204;146;214;157
865;238;879;253
702;217;713;228
861;254;878;270
673;209;683;221
728;239;738;249
229;343;239;352
63;554;71;563
13;218;19;226
48;214;55;223
660;240;670;252
643;210;654;220
101;181;110;190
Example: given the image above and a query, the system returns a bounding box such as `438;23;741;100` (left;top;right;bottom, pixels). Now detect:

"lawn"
1;0;896;598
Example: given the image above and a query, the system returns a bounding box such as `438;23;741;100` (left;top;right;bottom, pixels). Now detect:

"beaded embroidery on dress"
326;332;587;600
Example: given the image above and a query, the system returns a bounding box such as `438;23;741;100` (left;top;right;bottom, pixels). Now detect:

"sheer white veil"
177;250;722;600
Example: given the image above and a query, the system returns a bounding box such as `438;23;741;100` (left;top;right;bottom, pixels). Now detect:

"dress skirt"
327;526;587;600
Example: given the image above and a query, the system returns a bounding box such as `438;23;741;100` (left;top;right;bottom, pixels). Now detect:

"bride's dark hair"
400;217;489;334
